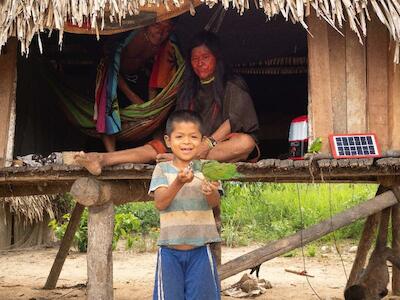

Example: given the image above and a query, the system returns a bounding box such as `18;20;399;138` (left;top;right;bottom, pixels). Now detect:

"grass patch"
220;183;378;247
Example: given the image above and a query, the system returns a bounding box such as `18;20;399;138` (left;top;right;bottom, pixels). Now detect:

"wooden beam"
219;189;399;280
70;178;151;207
307;12;334;153
391;186;400;294
0;39;17;167
345;26;367;133
366;15;389;150
87;201;114;300
44;203;85;289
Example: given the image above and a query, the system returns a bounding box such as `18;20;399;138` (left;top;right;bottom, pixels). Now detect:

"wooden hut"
1;0;400;298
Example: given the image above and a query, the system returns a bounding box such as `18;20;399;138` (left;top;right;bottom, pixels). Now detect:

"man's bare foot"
74;151;103;176
156;153;174;163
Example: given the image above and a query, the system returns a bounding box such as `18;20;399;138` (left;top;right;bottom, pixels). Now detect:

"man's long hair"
177;31;231;110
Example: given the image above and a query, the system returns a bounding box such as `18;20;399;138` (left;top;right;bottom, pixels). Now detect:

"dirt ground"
0;244;367;300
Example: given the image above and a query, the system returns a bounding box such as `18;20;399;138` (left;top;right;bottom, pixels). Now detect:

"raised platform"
0;157;399;197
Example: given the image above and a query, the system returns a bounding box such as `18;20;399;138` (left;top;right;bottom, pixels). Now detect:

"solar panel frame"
329;133;381;159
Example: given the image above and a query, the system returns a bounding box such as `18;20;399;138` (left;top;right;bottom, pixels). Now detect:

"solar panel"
329;134;381;159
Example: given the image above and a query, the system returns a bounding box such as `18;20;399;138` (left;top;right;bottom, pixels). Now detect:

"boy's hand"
202;180;220;196
177;167;194;184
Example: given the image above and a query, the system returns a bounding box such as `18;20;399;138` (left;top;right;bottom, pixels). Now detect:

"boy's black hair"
165;110;204;136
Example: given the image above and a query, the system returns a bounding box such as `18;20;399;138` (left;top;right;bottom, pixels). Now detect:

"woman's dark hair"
177;31;231;110
165;110;204;136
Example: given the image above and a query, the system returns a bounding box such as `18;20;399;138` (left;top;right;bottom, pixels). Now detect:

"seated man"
76;31;259;176
96;20;176;152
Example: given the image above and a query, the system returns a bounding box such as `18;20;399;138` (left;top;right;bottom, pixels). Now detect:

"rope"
296;183;322;300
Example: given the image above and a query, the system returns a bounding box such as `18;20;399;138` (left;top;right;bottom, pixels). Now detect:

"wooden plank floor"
0;158;399;197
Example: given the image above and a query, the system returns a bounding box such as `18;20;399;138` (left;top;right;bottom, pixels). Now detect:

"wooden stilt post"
346;185;387;287
210;206;222;266
391;186;400;295
346;213;379;287
87;201;114;300
70;177;149;299
44;203;84;289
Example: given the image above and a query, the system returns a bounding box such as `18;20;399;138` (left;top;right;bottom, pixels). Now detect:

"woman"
75;31;259;175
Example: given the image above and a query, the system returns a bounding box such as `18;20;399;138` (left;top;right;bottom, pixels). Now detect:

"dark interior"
14;4;308;160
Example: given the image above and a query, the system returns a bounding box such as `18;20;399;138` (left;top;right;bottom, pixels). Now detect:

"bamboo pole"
44;203;84;289
219;189;399;280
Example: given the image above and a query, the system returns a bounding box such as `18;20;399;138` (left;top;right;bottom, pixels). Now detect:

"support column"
307;12;334;153
210;206;221;266
391;186;400;295
346;185;387;287
0;38;17;167
87;201;114;300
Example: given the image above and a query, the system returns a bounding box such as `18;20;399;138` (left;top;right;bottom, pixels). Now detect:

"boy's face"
164;121;202;162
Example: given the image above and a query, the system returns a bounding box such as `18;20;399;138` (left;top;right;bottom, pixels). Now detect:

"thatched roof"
0;0;400;61
1;194;57;225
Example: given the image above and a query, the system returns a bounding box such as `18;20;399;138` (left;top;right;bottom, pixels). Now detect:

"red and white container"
288;115;308;159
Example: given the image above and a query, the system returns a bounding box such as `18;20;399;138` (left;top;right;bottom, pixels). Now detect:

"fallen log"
219;189;400;280
70;177;151;206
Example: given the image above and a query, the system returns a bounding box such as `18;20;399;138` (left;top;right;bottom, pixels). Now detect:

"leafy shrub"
49;209;88;252
49;207;143;252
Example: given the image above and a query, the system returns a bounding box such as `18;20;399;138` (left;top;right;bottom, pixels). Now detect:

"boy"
149;110;222;300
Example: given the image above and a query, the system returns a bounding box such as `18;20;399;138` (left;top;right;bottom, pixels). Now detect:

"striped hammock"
44;59;184;142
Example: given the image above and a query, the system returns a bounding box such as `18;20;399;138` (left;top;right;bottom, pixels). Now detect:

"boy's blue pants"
153;245;221;300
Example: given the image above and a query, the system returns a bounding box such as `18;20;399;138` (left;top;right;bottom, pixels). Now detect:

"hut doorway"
14;5;308;159
175;6;308;159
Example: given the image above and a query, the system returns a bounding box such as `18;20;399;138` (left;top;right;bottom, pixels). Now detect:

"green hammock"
44;63;184;142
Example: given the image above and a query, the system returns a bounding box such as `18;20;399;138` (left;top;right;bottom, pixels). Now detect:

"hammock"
44;40;184;142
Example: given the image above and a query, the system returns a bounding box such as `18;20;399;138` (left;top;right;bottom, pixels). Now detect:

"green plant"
49;209;88;252
116;202;159;234
113;213;141;250
306;244;316;257
49;209;142;252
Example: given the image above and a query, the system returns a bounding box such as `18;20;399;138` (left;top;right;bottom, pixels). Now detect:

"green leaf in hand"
200;160;241;181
